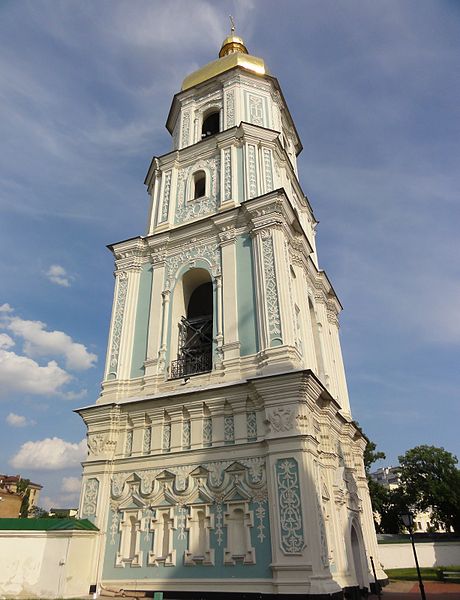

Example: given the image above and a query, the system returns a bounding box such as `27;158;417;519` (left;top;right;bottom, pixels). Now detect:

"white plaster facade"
0;530;98;598
77;35;385;598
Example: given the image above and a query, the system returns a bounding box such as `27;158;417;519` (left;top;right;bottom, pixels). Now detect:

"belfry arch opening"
201;110;220;138
170;268;213;378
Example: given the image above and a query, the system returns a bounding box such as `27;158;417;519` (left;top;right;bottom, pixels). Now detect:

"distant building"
49;508;78;518
0;474;43;518
369;466;401;489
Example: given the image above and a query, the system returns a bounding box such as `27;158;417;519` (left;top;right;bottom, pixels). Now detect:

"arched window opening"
202;110;220;138
171;269;213;378
193;170;206;199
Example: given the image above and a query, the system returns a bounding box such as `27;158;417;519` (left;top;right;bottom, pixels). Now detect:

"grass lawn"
386;566;460;581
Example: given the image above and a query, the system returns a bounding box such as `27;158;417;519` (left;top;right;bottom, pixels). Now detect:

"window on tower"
193;170;206;199
202;110;220;138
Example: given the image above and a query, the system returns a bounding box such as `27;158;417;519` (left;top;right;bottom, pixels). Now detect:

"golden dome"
219;34;248;57
181;33;265;91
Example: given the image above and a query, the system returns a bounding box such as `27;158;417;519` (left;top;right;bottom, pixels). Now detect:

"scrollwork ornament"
164;240;220;290
223;147;232;201
225;90;235;127
182;111;191;147
276;458;304;554
82;478;99;517
248;144;258;199
108;271;128;372
262;234;282;342
160;171;172;222
263;148;274;192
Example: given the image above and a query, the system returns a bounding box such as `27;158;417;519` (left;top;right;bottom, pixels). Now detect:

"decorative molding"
247;411;257;441
164;239;221;290
224;414;235;444
108;271;128;375
175;157;220;225
143;426;151;455
82;478;99;517
275;458;305;554
182;111;191;147
182;419;191;449
203;416;212;447
125;430;133;456
266;406;296;433
163;421;171;453
223;147;232;201
263;148;274;192
249;94;264;126
159;170;172;222
262;234;282;344
110;457;268;507
87;433;106;455
247;144;257;199
225;90;235;128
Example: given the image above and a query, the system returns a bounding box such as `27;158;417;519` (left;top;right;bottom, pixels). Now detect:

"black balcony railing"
170;353;212;379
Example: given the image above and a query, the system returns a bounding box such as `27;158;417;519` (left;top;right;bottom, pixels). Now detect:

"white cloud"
0;333;14;349
0;304;13;313
0;347;71;397
62;388;88;401
7;315;97;371
6;412;35;427
10;437;87;470
46;264;72;287
61;476;81;494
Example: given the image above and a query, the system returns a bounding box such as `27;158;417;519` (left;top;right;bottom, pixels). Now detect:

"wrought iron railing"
170;353;212;379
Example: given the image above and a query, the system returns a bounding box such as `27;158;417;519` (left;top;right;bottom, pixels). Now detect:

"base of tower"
114;591;345;600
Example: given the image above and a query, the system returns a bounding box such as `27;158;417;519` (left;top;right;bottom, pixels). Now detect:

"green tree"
398;445;460;533
16;478;31;518
28;505;49;518
364;440;386;474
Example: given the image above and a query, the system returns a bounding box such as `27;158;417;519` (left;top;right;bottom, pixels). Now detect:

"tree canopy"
363;437;460;534
398;445;460;533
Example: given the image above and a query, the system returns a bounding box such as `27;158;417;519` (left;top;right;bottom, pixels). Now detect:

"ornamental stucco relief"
225;89;235;128
262;233;282;344
164;240;221;290
266;406;296;433
175;157;220;225
276;458;305;554
159;170;172;222
249;94;264;126
108;271;128;374
223;148;232;201
82;478;99;517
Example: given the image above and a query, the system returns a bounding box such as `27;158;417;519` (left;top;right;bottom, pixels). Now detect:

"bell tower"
77;31;385;599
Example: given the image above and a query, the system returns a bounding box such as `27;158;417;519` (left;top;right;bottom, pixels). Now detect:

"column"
144;249;166;378
220;229;240;362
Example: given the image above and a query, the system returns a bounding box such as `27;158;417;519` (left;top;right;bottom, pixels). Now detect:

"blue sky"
1;0;459;509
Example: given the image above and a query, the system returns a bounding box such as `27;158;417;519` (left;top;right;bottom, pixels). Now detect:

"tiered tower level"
77;35;385;599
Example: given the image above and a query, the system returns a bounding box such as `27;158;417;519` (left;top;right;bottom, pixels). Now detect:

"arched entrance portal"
350;521;368;595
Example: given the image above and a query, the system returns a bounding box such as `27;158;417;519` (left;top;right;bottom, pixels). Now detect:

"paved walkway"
369;579;460;599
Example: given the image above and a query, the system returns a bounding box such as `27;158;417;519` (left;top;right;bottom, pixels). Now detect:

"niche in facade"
193;170;206;199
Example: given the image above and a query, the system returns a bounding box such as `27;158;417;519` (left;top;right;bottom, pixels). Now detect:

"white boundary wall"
0;530;98;598
378;541;460;570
